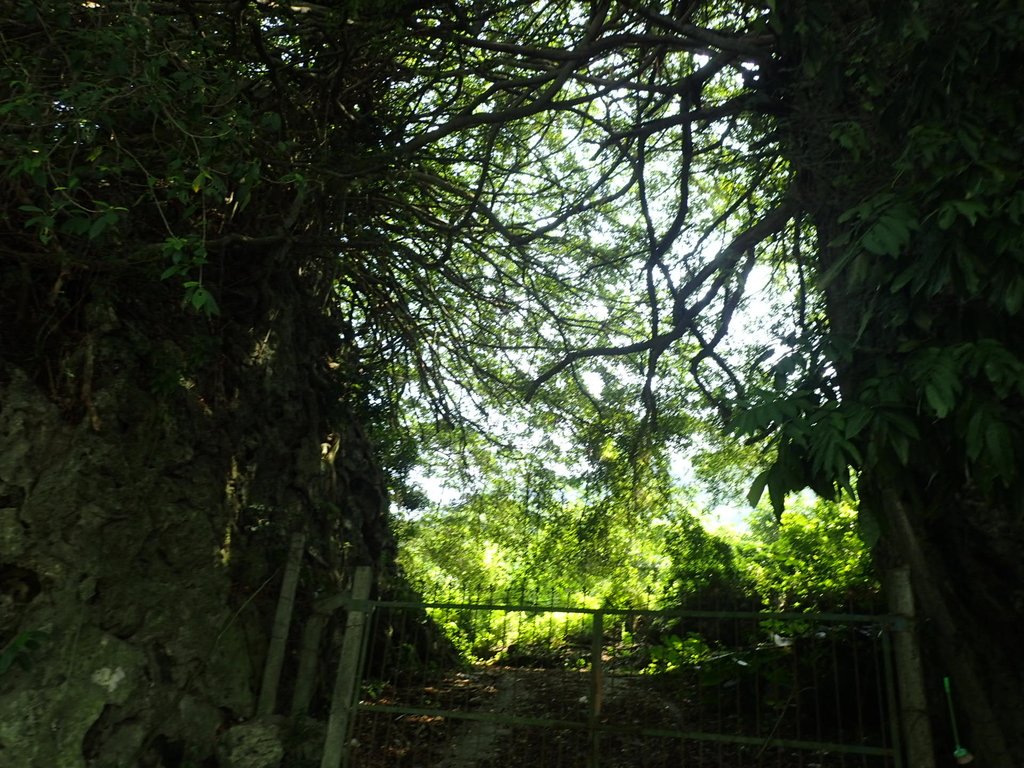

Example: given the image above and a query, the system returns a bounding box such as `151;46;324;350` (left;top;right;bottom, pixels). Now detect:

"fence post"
257;531;306;716
589;610;604;768
888;566;936;768
321;565;374;768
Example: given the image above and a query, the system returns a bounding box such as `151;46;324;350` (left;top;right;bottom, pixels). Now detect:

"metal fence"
331;586;904;768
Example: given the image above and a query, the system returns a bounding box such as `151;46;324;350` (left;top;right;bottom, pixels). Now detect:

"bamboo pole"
257;531;306;716
291;611;329;717
321;565;374;768
589;610;604;768
294;581;371;716
888;566;936;768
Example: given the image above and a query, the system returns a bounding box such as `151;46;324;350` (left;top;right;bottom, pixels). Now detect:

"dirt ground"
347;665;895;768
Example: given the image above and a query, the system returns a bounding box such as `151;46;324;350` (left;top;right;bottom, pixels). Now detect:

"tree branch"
526;201;793;403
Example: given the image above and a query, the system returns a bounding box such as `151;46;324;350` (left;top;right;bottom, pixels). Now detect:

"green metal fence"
333;589;904;768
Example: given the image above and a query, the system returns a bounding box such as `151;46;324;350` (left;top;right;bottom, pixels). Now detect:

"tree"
386;1;1024;760
771;2;1024;759
4;1;1023;764
398;432;677;603
739;495;876;611
0;2;428;765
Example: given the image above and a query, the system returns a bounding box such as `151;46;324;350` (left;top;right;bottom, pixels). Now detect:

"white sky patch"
580;370;604;398
700;504;750;535
406;466;462;510
670;450;751;534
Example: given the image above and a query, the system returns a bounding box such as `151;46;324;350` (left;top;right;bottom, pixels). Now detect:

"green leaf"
861;209;916;256
88;210;118;239
747;470;770;508
160;264;184;280
189;286;220;316
830;122;868;158
191;170;211;193
843;405;873;439
965;408;987;462
888;265;916;293
767;469;787;520
984;420;1014;482
1003;278;1024;314
924;381;955;418
890;432;910;465
951;199;987;226
936;202;957;230
860;219;898;256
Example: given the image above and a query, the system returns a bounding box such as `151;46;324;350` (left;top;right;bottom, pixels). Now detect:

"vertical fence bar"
880;619;904;768
322;565;374;768
588;610;604;768
347;584;377;760
888;566;934;768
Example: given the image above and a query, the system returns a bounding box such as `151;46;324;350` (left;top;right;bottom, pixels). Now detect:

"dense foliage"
397;465;877;659
738;496;876;610
1;2;418;427
731;0;1024;518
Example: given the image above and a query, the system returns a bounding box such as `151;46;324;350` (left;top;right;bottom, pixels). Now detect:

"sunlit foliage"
738;495;877;610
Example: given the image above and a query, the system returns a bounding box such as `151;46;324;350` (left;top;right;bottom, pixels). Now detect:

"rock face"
0;278;393;766
217;718;286;768
0;364;232;767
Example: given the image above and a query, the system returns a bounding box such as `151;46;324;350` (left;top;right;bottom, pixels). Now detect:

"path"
434;671;521;768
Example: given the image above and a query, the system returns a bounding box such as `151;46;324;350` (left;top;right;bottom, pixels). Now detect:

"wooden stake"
291;611;328;717
888;565;936;768
589;610;604;768
321;565;374;768
257;531;306;716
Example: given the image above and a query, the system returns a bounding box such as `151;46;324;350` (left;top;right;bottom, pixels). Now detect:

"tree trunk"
877;486;1023;765
0;256;394;766
776;1;1024;761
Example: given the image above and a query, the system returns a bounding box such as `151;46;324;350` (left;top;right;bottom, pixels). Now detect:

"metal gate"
328;583;905;768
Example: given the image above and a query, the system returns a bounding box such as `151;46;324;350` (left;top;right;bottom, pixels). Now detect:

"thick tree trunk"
0;5;411;765
797;236;1024;764
877;487;1024;765
0;260;393;766
805;218;1024;763
776;1;1024;761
